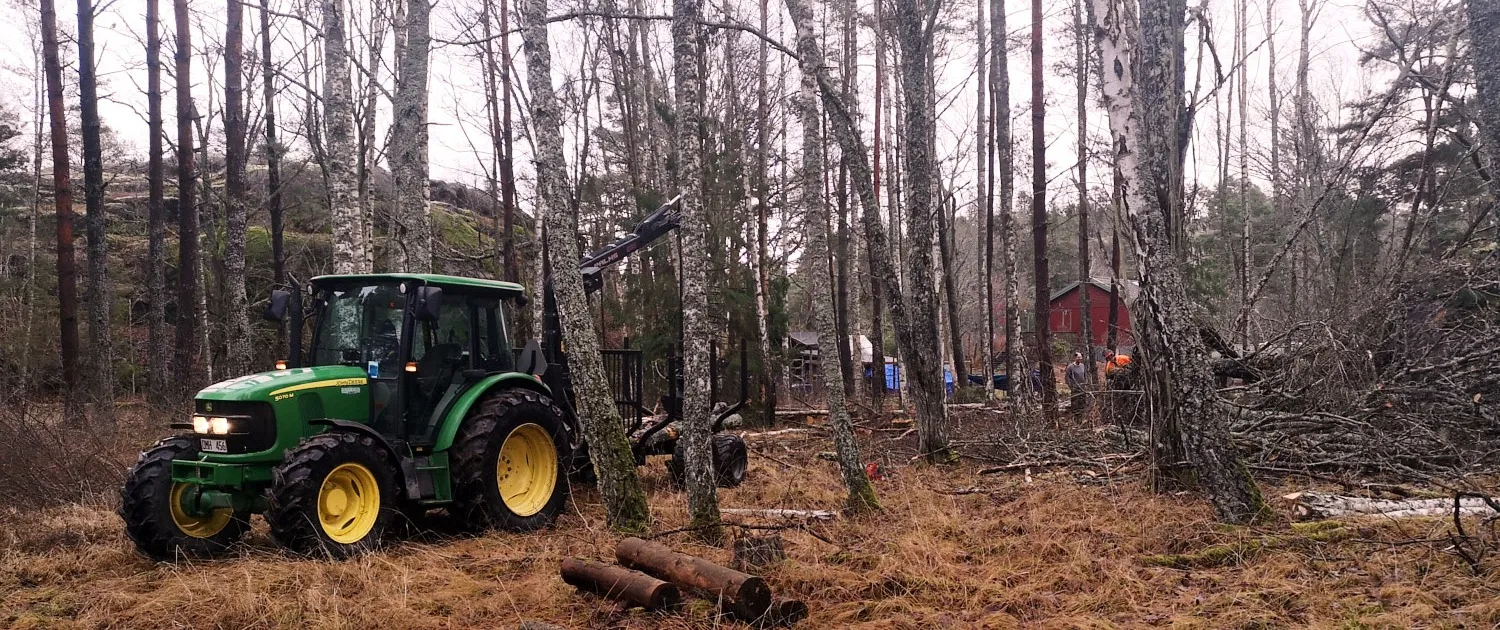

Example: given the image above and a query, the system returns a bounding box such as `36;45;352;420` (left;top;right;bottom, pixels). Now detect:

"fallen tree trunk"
559;557;681;611
616;537;772;620
1284;492;1500;520
721;508;837;521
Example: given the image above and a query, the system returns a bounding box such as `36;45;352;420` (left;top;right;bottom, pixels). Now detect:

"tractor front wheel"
120;436;249;560
266;432;397;558
451;389;570;532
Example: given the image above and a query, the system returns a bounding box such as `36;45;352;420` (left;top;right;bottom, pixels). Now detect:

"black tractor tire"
668;433;749;489
451;389;570;532
120;436;250;560
265;431;399;558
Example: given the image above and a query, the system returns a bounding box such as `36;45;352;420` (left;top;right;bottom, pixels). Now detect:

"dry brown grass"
4;414;1500;629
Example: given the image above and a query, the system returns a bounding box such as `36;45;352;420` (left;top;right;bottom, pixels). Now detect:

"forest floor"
3;402;1500;629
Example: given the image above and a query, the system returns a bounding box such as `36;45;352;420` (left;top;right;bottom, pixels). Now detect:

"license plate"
200;438;229;453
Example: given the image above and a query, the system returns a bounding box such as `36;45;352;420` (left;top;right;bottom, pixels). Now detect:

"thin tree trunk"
978;0;991;399
223;0;251;377
24;40;43;389
1235;0;1250;343
1074;0;1094;379
754;0;778;425
994;0;1026;406
793;32;880;513
392;0;432;272
323;0;364;274
870;0;887;408
672;0;722;539
172;0;199;388
519;0;650;533
1030;0;1055;416
355;5;385;275
40;0;79;394
146;0;169;393
78;0;115;422
937;194;965;382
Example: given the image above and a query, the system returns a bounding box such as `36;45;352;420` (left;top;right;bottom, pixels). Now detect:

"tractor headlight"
192;415;211;433
209;417;231;435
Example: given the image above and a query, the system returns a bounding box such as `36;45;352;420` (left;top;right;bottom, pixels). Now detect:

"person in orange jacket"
1103;350;1132;377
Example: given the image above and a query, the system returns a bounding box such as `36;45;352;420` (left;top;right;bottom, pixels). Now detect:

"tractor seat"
416;343;464;397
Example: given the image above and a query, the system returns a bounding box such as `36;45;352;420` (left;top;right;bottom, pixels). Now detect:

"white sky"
0;0;1387;233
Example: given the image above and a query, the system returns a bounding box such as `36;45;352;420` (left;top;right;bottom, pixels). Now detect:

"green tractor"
120;196;751;560
120;273;572;559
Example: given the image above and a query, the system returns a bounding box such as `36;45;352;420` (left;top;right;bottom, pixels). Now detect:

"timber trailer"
120;196;750;559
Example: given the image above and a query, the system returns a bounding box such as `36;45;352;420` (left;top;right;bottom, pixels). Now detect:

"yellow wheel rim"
169;483;233;539
317;463;382;544
497;423;559;517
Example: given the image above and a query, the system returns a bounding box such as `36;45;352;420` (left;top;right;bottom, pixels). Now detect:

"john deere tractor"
120;196;750;560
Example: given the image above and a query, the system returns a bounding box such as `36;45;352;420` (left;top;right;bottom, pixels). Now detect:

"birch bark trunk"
994;0;1027;407
322;0;365;274
1092;0;1269;524
794;47;880;513
518;0;650;533
1468;0;1500;202
671;0;722;538
391;0;432;272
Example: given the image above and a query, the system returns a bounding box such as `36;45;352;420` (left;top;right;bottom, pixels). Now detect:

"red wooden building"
1047;280;1134;348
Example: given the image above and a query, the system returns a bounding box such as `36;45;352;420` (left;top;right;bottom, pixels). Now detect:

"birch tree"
1091;0;1269;524
786;1;880;511
391;0;432;272
672;0;722;537
995;0;1026;406
517;0;650;533
323;0;365;274
892;0;953;462
1074;0;1094;379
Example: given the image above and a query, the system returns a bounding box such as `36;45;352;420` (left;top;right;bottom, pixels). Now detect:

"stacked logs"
559;537;807;626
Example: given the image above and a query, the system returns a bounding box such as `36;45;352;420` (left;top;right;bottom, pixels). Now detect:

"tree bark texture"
937;196;965;380
223;0;252;377
78;0;115;419
392;0;433;272
322;0;365;274
518;0;650;533
172;0;200;388
994;0;1027;406
671;0;722;537
145;0;169;393
1097;0;1269;524
794;53;879;513
41;0;79;393
560;557;682;611
260;0;285;290
1030;0;1055;414
616;537;772;621
891;0;952;462
1075;0;1094;380
1470;0;1500;202
978;0;992;399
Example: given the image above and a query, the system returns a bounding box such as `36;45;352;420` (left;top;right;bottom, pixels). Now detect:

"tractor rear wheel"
120;436;249;560
451;389;570;531
668;433;749;489
266;431;398;558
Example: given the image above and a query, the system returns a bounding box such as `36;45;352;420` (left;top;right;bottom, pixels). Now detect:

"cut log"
732;534;787;572
616;537;773;620
560;557;681;611
722;508;837;522
742;428;815;439
1283;492;1500;520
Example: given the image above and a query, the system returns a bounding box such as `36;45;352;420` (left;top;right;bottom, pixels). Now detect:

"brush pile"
1218;257;1500;478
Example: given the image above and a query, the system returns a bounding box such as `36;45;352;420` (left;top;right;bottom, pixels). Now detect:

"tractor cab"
300;274;529;446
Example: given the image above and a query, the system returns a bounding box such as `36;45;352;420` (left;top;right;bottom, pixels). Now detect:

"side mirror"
414;286;443;321
264;289;291;322
514;293;530;309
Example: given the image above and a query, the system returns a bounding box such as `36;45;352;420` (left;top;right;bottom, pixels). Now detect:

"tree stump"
732;533;787;573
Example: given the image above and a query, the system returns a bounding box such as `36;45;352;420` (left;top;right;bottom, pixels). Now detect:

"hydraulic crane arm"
579;194;683;293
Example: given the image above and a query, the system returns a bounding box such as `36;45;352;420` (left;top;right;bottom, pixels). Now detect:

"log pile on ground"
558;537;806;626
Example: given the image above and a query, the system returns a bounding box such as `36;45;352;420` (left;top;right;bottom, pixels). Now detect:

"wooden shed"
1047;279;1134;349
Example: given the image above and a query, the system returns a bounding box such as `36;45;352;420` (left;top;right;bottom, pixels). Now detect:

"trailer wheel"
668;433;748;489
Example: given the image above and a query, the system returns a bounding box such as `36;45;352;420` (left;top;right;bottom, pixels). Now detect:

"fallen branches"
1285;491;1500;520
721;508;837;522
